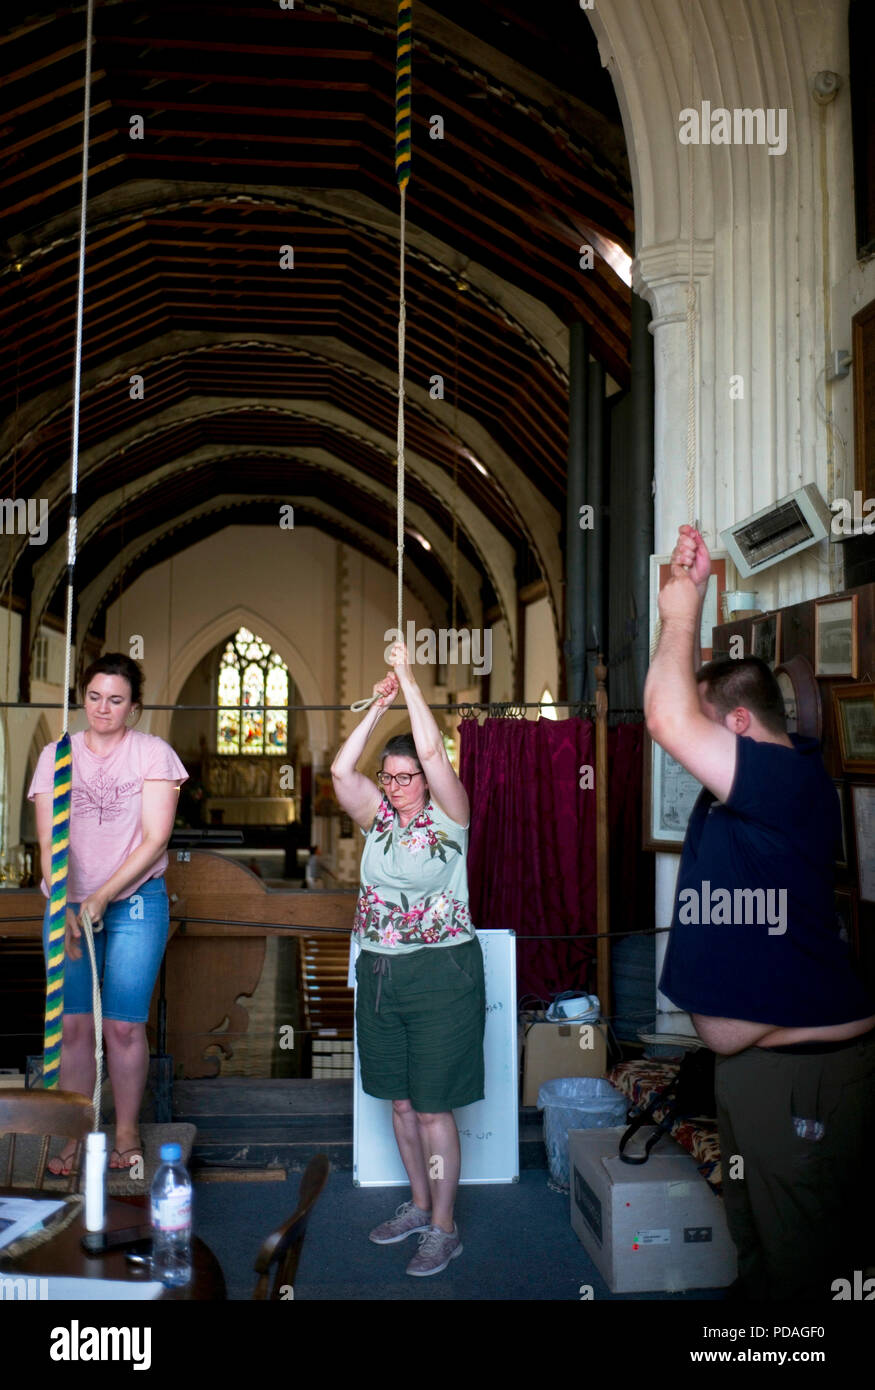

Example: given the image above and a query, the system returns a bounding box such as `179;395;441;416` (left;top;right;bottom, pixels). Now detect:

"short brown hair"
80;652;144;711
379;732;424;773
695;656;787;735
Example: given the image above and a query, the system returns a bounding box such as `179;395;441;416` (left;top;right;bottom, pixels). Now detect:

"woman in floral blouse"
331;640;485;1278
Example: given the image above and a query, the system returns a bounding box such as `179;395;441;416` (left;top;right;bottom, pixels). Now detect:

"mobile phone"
81;1226;151;1255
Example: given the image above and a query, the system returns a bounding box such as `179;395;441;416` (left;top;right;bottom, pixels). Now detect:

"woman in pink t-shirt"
29;653;187;1175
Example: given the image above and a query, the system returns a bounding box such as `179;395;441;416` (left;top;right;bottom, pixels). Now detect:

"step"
174;1079;548;1172
191;1132;548;1173
174;1078;353;1117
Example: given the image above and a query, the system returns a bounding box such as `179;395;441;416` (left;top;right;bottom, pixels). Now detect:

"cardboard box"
569;1126;737;1293
522;1020;608;1106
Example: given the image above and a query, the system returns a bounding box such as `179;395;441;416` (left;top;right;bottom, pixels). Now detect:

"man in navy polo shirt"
644;524;875;1301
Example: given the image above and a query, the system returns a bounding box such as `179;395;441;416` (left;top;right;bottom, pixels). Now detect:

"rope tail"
43;735;72;1089
80;907;103;1126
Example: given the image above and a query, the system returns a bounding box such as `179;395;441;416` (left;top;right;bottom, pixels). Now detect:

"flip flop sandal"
47;1150;79;1178
109;1145;144;1170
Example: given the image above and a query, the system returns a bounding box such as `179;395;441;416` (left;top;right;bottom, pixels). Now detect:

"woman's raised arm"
331;673;397;829
391;644;470;827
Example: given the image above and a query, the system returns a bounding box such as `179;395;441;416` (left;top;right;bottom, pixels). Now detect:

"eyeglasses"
376;771;424;787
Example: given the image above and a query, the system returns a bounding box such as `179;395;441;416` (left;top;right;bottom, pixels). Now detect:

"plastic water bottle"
149;1142;192;1286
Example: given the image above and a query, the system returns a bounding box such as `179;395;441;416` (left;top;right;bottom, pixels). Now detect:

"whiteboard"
352;930;519;1185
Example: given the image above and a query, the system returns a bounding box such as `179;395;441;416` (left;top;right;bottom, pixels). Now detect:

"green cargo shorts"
355;936;486;1114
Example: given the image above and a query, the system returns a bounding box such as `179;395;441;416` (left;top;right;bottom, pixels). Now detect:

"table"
1;1189;226;1300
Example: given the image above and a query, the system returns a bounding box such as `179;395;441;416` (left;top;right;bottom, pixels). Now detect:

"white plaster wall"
524;597;560;712
486;616;513;703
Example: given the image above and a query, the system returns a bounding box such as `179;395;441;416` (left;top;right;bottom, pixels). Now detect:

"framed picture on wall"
642;731;702;851
649;552;732;664
814;594;858;678
834;684;875;774
751;613;781;668
850;784;875;903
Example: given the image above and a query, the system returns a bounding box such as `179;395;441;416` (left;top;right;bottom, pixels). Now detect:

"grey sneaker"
405;1223;463;1276
369;1200;432;1244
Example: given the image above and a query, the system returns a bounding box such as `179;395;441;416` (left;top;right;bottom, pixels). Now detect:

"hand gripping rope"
42;0;103;1131
651;2;699;658
350;0;412;714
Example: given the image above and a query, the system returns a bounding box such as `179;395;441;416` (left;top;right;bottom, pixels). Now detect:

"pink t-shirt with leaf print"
354;793;477;954
27;729;188;901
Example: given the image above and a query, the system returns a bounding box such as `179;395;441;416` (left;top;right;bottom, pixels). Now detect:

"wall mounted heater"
719;484;832;578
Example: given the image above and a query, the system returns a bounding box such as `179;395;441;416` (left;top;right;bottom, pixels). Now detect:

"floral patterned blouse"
354;793;476;954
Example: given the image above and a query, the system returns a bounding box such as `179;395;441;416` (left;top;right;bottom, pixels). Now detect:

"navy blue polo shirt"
659;733;875;1027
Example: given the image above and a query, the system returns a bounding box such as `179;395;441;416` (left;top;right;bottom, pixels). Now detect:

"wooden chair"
0;1089;94;1193
252;1153;330;1299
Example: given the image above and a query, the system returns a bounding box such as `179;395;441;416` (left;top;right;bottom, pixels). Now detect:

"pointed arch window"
217;627;289;755
539;687;558;720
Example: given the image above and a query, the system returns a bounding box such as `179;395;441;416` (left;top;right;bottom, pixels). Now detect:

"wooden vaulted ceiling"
0;0;633;645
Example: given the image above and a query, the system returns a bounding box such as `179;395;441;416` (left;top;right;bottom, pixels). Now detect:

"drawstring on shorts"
373;954;392;1013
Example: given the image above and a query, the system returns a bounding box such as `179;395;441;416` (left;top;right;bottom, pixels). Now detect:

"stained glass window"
217;627;289;755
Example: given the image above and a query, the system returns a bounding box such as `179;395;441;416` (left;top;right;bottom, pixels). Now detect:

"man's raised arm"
644;526;737;804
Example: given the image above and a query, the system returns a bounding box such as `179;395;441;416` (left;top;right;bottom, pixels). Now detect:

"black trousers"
715;1032;875;1300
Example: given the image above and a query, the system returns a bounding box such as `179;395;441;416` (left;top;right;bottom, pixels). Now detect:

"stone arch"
146;606;331;759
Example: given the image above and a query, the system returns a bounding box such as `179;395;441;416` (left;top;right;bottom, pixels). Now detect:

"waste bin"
537;1076;627;1186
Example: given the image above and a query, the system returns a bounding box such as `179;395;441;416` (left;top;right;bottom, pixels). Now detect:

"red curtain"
459;716;647;1003
459;717;597;1001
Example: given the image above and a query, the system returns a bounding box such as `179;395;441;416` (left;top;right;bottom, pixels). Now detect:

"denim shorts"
41;876;170;1023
